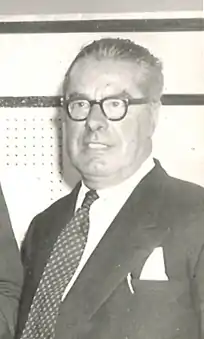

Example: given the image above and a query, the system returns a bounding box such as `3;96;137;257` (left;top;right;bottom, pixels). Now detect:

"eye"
105;99;124;108
74;100;86;107
69;100;89;110
110;100;123;107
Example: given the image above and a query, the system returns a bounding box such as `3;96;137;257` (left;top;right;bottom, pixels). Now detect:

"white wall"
0;21;203;246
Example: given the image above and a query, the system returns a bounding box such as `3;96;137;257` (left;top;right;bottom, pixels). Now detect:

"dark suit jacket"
15;162;204;339
0;185;23;339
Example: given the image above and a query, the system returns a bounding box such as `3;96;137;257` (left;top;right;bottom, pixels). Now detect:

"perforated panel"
0;107;70;245
0;108;72;190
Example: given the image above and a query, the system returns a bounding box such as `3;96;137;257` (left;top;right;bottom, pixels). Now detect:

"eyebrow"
115;90;133;99
67;90;134;100
66;92;89;100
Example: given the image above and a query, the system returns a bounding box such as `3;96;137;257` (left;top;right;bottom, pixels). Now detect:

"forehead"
65;57;145;98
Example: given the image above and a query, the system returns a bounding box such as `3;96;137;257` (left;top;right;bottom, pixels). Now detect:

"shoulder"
151;160;204;211
21;183;81;249
157;168;204;246
145;162;204;241
162;172;204;211
38;181;80;217
34;191;74;223
163;175;204;268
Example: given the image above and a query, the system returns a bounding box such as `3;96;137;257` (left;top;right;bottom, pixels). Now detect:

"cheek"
117;118;140;153
126;111;153;145
65;121;83;154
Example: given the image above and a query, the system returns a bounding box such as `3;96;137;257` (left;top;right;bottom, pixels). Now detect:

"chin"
80;160;112;177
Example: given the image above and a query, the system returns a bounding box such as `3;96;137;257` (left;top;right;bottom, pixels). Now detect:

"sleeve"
0;184;23;338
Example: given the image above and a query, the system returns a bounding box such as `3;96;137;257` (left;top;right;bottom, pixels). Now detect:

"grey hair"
63;37;164;100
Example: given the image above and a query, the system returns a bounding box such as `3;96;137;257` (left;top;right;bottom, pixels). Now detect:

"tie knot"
81;190;99;209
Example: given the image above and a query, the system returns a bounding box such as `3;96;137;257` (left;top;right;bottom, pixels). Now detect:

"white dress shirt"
62;156;155;300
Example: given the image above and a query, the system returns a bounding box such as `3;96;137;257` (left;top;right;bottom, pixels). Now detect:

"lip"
86;142;109;149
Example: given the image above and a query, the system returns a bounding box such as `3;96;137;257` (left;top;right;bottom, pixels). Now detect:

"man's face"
64;57;159;189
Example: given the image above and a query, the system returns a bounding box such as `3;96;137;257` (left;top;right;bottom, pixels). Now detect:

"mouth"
87;143;109;149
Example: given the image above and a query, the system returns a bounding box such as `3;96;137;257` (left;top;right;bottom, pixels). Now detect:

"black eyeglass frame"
61;97;151;121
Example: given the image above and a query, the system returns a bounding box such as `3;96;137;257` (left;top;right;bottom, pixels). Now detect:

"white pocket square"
139;247;169;281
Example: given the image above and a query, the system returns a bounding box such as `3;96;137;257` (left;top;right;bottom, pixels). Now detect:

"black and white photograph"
0;2;203;338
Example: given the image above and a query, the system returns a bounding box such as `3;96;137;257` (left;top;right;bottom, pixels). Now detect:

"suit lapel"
55;163;171;334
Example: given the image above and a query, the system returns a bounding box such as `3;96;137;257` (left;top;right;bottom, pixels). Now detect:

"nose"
86;103;109;132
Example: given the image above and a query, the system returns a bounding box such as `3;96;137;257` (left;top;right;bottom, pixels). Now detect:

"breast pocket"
124;277;198;339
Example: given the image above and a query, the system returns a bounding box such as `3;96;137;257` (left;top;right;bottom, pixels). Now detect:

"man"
0;184;23;339
15;38;204;339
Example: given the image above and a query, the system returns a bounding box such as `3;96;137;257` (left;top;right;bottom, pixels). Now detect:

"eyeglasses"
62;97;150;121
